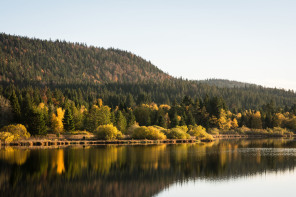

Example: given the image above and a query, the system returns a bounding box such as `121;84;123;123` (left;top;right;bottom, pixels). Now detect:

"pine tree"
115;111;127;133
10;90;21;123
28;108;47;135
110;110;116;125
22;93;33;127
157;113;166;128
126;94;135;108
127;110;136;127
186;111;196;126
63;108;75;131
170;112;179;128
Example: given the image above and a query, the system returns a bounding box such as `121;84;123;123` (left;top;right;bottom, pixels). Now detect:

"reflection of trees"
0;147;30;165
51;149;65;174
0;139;296;197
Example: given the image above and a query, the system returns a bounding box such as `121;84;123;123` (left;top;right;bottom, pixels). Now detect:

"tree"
115;111;127;133
156;110;167;128
10;90;21;122
127;110;136;128
218;109;231;130
134;105;151;126
170;112;179;128
186;111;196;126
84;105;111;132
272;113;285;128
231;118;239;129
63;107;75;131
97;105;112;125
126;94;135;108
21;93;33;127
51;107;64;133
0;95;13;127
250;111;263;129
28;108;47;135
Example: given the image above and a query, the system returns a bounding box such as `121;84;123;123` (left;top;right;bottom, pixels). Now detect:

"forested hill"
0;33;171;85
0;33;296;110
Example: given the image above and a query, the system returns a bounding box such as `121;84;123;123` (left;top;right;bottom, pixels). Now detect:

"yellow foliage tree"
37;102;48;111
97;99;103;107
218;109;231;130
273;113;285;127
231;118;239;129
159;104;171;111
250;111;262;129
150;103;158;111
51;107;64;133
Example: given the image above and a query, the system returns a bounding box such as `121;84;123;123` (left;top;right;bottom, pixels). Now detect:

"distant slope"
198;79;256;88
0;33;170;85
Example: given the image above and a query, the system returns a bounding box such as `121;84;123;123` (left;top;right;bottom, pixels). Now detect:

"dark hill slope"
0;33;170;85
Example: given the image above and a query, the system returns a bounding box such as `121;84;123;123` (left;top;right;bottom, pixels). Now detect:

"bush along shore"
0;123;294;147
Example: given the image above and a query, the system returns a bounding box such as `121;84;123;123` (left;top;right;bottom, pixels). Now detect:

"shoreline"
1;139;199;147
1;134;294;148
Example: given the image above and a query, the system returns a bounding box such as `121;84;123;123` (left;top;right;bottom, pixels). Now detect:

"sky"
1;0;296;90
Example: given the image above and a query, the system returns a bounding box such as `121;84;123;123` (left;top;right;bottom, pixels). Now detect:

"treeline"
0;85;296;136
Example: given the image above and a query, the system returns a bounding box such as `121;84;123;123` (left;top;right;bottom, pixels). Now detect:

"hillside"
0;33;296;110
0;33;170;85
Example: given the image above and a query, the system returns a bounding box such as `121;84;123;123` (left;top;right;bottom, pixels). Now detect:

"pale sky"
1;0;296;90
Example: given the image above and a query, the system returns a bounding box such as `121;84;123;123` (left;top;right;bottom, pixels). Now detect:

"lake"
0;139;296;197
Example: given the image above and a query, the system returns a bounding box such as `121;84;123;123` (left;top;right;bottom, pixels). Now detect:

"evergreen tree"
21;93;33;127
126;94;135;108
115;111;127;133
127;110;136;127
110;110;116;125
28;108;47;135
157;114;166;128
63;107;75;131
170;112;179;128
10;90;21;123
186;111;196;126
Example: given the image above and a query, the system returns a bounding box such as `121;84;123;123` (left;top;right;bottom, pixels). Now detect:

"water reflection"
0;139;296;197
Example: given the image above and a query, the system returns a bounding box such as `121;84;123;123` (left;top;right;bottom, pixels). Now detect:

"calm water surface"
0;139;296;197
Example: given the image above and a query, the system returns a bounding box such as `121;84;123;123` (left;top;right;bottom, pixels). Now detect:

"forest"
0;33;296;140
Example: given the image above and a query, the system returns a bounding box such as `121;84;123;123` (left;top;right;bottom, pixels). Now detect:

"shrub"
166;128;190;139
267;127;293;136
0;132;15;143
235;126;251;134
66;130;92;135
151;125;169;135
176;125;188;132
126;123;140;136
188;125;213;141
132;126;167;140
95;124;123;140
0;124;30;141
208;128;220;135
